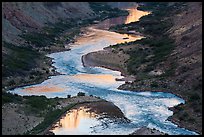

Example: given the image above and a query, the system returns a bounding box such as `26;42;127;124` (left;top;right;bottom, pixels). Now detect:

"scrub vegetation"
108;2;202;134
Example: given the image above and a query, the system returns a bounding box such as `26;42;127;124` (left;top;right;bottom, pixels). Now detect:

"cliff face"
2;2;94;45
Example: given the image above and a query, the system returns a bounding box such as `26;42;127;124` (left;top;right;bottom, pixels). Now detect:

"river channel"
8;4;198;135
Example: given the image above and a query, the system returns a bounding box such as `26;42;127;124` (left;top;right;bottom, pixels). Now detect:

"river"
8;4;198;135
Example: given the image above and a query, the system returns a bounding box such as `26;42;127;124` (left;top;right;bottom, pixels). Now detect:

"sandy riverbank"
82;47;135;82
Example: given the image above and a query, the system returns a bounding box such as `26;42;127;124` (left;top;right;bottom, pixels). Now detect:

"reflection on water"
73;27;143;48
71;74;119;86
95;5;150;30
125;7;150;24
22;85;64;93
50;106;99;135
7;4;198;135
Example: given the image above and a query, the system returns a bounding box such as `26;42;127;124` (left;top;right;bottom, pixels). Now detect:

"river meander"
8;5;198;135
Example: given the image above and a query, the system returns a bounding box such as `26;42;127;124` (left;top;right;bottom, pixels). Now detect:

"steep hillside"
2;2;129;135
124;2;202;134
83;2;202;134
164;2;202;134
107;2;137;8
123;3;202;133
2;2;94;45
2;2;92;91
2;2;128;91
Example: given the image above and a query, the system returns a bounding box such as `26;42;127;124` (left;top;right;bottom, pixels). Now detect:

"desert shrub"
2;92;22;105
67;95;71;98
187;117;196;123
182;112;189;118
21;32;52;47
150;81;159;88
89;2;128;20
77;92;85;96
24;96;48;111
2;41;40;77
189;92;200;102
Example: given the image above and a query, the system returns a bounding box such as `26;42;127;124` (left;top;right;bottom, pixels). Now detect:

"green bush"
182;112;189;118
77;92;85;96
21;33;52;47
2;92;23;105
67;95;71;98
189;93;200;102
89;2;128;20
24;95;49;111
150;81;159;88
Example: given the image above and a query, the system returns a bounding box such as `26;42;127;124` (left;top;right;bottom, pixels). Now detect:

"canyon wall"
2;2;95;45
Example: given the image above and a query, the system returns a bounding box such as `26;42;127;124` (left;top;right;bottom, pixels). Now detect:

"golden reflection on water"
72;6;149;47
51;107;97;132
94;6;150;30
125;7;150;24
71;74;119;85
72;27;143;48
22;85;64;93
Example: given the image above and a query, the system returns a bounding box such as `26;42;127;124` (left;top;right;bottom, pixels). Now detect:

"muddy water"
8;5;198;135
